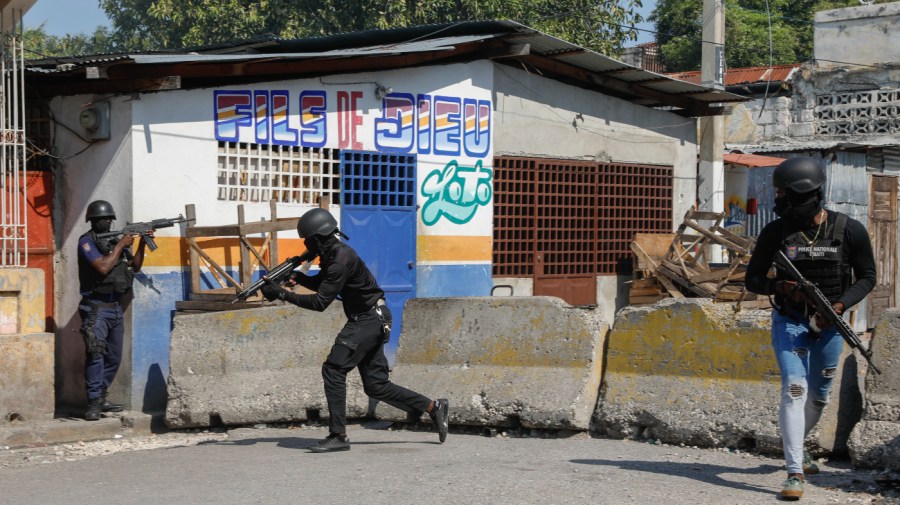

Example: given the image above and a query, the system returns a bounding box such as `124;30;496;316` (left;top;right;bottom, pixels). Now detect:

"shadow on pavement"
571;458;780;496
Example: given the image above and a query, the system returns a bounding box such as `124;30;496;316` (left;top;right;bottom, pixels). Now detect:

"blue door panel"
341;151;416;363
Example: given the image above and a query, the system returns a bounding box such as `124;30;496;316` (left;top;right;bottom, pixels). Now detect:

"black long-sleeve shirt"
283;240;384;318
745;209;876;311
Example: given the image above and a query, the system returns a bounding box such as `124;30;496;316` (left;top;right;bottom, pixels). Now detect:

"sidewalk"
0;411;161;449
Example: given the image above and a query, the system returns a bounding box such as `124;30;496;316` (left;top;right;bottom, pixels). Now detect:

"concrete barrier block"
376;296;608;430
596;298;861;453
849;308;900;470
166;303;370;428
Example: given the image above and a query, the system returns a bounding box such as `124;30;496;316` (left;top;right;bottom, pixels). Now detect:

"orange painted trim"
141;237;307;268
417;235;492;262
142;235;493;267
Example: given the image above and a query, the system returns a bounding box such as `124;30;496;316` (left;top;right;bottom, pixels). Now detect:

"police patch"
786;245;798;259
82;243;92;253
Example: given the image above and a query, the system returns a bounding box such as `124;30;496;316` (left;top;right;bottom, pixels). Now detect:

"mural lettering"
213;89;491;158
421;160;492;226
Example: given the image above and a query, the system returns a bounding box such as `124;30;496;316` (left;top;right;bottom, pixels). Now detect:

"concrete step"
0;411;161;449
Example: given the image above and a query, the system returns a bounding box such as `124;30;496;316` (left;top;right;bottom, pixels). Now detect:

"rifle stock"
231;250;316;304
775;251;880;374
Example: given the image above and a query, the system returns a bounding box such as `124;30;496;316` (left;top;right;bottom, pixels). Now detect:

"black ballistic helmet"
297;208;338;238
772;157;826;194
85;200;116;222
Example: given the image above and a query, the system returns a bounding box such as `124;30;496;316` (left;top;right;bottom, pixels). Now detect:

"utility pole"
698;0;726;262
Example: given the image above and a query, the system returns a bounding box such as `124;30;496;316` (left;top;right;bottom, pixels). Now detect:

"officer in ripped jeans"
77;200;152;421
260;208;449;452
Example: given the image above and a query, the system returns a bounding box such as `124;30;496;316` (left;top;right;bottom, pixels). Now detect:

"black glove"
260;279;287;302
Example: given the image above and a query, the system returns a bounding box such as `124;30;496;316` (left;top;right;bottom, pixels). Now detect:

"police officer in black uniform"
77;200;152;421
745;157;876;500
260;208;449;452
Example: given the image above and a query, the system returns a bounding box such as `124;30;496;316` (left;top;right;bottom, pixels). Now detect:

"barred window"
216;142;341;203
493;157;673;277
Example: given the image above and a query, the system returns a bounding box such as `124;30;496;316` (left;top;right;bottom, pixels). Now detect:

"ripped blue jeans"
771;309;843;474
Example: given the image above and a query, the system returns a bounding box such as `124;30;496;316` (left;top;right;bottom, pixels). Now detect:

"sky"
23;0;111;36
22;0;657;45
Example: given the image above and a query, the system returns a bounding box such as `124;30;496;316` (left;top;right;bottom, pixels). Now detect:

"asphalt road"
0;422;894;505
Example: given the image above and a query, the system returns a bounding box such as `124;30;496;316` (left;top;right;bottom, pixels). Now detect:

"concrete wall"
849;308;900;470
0;269;54;422
815;3;900;69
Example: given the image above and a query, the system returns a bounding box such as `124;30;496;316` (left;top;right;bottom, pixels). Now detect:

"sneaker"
780;475;804;500
84;398;102;421
429;398;449;444
308;434;350;453
802;450;819;475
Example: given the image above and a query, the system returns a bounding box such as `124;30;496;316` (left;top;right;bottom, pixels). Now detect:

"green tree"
99;0;645;56
24;25;116;58
651;0;895;72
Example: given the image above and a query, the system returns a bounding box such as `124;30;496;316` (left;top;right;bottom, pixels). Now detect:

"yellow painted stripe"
418;235;492;262
141;235;492;267
141;237;307;268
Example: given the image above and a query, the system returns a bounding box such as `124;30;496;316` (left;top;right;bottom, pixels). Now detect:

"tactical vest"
78;231;134;296
778;212;848;309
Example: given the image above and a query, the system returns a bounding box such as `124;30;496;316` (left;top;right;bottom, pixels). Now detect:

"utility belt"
350;298;391;342
82;298;120;309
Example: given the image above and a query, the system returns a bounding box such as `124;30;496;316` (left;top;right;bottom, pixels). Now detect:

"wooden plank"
175;300;264;312
629;286;668;296
630;242;660;271
656;274;685;298
629;294;670;304
685;210;724;221
186;204;201;298
632;233;674;269
187;239;241;288
269;199;279;268
238;206;251;291
690;268;731;284
683;218;750;255
184;219;299;238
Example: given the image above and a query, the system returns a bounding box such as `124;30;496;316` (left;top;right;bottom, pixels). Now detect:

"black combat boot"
84;397;103;421
101;389;123;412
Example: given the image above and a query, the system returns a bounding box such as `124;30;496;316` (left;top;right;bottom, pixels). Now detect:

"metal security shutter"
493;156;674;305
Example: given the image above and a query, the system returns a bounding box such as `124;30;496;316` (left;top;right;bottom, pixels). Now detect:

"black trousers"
322;305;431;434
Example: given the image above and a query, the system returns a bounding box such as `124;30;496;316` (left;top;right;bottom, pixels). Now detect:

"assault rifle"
775;250;881;374
231;250;317;304
97;215;193;252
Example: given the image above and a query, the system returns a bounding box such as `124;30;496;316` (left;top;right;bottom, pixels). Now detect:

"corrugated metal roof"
667;64;799;86
724;153;785;167
25;20;747;114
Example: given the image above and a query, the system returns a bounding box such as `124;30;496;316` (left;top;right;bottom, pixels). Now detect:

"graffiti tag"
421;160;492;225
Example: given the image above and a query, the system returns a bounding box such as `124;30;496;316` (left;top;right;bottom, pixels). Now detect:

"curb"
0;411;164;449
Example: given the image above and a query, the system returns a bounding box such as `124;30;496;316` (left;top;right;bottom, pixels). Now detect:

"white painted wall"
491;64;700;312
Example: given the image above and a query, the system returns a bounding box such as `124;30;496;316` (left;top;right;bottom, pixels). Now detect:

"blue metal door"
340;151;417;362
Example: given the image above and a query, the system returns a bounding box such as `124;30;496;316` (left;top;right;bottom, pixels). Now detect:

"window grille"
493;157;673;277
1;11;27;267
216;142;341;203
341;151;416;209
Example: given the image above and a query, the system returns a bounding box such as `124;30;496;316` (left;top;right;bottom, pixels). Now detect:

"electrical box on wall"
79;101;110;140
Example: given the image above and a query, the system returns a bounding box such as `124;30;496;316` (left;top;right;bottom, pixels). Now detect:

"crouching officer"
260;208;449;452
77;200;152;420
